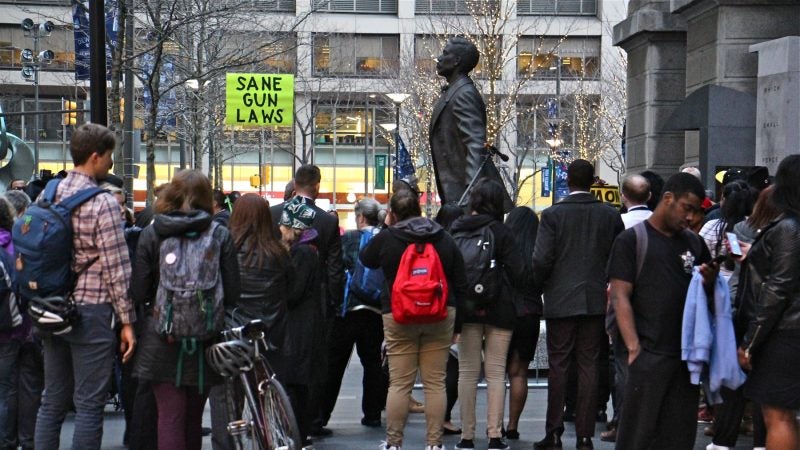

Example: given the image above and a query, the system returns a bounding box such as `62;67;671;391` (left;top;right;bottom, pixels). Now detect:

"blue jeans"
34;304;115;450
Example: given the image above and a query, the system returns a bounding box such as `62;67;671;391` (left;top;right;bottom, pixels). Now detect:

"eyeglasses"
10;187;25;191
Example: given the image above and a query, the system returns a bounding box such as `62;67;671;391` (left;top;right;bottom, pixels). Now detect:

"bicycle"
207;319;302;450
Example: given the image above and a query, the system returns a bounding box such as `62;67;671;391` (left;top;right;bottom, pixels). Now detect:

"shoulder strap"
42;179;62;203
633;221;648;281
59;186;106;212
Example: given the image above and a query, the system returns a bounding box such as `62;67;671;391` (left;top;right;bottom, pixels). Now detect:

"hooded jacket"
449;214;527;329
360;216;469;329
132;210;240;386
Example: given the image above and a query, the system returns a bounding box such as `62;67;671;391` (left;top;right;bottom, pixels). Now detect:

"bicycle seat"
242;320;268;340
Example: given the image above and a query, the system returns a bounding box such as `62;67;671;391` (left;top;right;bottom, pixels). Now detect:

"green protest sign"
226;73;294;126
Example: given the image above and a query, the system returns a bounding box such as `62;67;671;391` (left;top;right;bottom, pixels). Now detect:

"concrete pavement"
61;359;755;449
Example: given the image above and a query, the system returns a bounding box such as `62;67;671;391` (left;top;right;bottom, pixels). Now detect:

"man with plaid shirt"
34;123;136;450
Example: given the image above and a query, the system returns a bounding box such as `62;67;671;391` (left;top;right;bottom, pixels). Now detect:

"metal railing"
312;0;398;13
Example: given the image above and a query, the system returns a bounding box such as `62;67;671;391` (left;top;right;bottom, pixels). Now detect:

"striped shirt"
54;171;135;324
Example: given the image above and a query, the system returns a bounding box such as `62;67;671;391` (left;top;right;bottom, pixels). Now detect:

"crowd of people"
0;121;795;450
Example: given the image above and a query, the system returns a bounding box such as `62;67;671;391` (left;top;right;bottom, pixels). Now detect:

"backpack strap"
633;221;648;281
41;179;62;204
59;186;106;212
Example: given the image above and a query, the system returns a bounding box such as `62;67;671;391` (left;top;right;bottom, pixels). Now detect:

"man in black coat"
270;164;345;437
531;159;624;450
429;37;511;210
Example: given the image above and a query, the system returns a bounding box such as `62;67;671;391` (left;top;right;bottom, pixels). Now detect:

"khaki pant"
458;323;513;439
382;307;455;447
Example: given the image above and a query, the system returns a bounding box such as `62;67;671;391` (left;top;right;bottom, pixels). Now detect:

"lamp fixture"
20;18;34;32
385;93;410;105
39;21;54;35
21;66;35;80
38;49;54;63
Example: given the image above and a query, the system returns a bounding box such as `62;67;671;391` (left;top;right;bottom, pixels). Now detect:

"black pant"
609;335;628;426
712;386;766;447
565;337;611;418
545;315;604;438
128;380;157;450
17;340;43;450
615;350;698;450
317;309;385;424
285;383;310;441
444;352;459;422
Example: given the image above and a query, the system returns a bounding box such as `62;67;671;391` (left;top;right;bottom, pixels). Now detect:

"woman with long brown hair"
132;170;240;450
227;194;291;360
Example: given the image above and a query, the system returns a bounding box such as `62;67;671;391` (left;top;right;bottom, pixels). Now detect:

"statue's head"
436;37;480;78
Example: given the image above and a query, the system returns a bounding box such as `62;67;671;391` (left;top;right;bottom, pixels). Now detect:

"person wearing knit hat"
280;196;316;229
278;195;322;446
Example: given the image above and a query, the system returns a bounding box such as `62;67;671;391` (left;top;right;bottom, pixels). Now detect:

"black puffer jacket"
741;214;800;355
132;210;240;386
449;214;527;330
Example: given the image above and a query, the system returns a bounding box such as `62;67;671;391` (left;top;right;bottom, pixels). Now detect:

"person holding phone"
735;155;800;450
698;180;756;281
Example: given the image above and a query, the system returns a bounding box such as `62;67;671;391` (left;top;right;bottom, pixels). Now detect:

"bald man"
620;174;652;229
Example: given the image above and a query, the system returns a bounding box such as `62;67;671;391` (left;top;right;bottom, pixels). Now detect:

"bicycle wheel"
258;377;302;450
227;376;266;450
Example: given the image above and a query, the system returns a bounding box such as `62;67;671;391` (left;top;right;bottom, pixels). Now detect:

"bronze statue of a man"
429;37;511;210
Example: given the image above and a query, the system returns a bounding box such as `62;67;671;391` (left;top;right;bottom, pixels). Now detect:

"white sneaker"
425;445;446;450
379;441;401;450
706;444;733;450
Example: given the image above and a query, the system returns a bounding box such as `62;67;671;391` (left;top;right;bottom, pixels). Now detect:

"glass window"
210;32;296;73
415;0;498;15
313;34;399;77
517;0;597;15
0;25;75;71
247;0;295;11
516;95;600;154
517;36;600;79
413;35;498;79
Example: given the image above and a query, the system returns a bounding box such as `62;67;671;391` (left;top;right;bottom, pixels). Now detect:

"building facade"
0;0;626;213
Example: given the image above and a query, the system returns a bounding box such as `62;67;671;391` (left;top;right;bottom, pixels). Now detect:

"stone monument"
750;36;800;174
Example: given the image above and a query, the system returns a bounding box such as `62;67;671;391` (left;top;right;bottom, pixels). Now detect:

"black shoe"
201;427;212;436
576;437;594;450
443;424;462;435
454;439;474;449
533;434;563;450
505;429;520;440
488;437;510;450
361;417;382;427
563;410;576;422
596;410;608;424
309;426;332;437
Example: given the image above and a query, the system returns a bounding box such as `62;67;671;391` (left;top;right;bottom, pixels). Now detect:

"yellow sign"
226;73;294;126
590;184;621;207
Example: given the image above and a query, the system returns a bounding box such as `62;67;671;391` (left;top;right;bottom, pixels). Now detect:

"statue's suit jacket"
429;75;512;210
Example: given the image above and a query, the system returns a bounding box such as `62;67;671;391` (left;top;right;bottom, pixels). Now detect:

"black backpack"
452;223;500;312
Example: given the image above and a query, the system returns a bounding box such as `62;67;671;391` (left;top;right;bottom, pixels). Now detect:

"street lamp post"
20;19;54;177
385;93;409;192
546;55;563;204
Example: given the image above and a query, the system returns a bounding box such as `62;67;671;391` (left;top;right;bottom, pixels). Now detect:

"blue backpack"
345;229;384;311
12;179;105;301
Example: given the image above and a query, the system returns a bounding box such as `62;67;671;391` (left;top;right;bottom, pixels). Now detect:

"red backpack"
391;242;449;324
